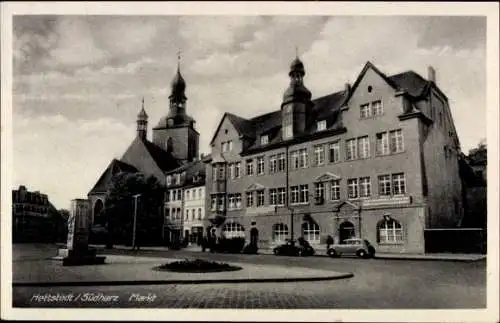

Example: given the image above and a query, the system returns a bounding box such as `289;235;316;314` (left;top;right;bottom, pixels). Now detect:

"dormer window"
260;135;269;145
166;176;172;186
317;120;327;131
176;174;181;184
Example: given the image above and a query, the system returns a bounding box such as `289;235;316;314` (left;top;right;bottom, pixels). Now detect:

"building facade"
206;58;464;254
163;158;207;246
12;185;67;243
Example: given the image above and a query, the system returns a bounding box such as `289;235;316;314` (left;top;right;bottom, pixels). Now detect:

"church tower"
153;52;199;163
137;97;148;140
281;54;312;140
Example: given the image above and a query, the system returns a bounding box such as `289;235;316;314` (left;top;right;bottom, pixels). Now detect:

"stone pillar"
67;199;90;251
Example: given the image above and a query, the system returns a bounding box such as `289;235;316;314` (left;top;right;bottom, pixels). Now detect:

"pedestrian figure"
326;235;334;251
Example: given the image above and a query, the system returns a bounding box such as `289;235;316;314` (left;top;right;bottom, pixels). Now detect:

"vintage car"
273;240;315;257
327;238;376;258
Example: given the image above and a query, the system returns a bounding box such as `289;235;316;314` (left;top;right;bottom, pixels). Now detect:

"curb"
13;273;354;287
373;255;486;263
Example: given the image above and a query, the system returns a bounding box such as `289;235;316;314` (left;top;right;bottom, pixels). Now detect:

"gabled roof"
210;61;445;156
165;158;206;188
141;139;181;172
89;159;138;194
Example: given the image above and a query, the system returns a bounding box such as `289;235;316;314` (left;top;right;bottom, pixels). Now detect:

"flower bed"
154;258;242;273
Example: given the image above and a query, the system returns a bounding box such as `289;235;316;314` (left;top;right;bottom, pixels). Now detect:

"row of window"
13;204;49;214
221;140;233;153
360;100;383;119
210;173;406;210
212;130;404;179
222;219;404;245
165;207;204;221
184;188;204;201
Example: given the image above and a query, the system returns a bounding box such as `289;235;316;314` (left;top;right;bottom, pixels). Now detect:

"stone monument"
56;199;106;266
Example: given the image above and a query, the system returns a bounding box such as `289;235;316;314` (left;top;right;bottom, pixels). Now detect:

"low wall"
424;228;486;254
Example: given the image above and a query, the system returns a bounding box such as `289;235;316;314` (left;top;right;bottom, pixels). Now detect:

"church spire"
169;49;187;107
137;96;148;140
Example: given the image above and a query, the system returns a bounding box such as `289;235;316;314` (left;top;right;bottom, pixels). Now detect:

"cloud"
48;17;110;66
10;15;487;210
13;114;133;209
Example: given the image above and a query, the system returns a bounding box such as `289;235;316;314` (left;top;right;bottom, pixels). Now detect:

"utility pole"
132;194;141;249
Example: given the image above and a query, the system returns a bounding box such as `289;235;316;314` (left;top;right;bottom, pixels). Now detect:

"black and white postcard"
1;2;498;322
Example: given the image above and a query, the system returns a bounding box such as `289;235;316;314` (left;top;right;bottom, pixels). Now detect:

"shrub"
156;258;241;273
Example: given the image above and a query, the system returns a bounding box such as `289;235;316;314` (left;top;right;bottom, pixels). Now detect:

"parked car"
327;238;376;258
273;240;315;257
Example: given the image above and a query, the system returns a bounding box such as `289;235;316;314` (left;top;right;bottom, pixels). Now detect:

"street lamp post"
132;194;141;249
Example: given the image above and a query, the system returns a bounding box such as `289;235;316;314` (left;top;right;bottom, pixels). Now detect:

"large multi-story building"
206;58;464;254
12;185;67;243
163;158;207;246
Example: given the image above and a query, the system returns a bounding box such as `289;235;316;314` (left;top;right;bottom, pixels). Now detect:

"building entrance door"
339;221;355;243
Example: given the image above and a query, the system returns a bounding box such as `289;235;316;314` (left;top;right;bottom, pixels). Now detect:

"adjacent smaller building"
12;185;67;243
163;157;208;246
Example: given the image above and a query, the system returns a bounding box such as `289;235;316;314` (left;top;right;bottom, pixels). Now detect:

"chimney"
345;82;351;94
428;66;436;83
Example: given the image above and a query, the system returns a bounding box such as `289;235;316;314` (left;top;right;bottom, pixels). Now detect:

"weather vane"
177;48;182;68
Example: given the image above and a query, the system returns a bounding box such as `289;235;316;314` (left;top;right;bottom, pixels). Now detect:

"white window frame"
234;162;241;178
376;132;390;156
222;222;245;239
260;135;269;145
314;145;325;166
358;136;370;159
329;141;340;163
278;153;286;172
317;120;327;131
347;178;359;199
359;177;371;198
256;190;265;207
299;148;308;168
246;191;254;207
283;124;293;139
277;188;286;206
299;184;309;204
330;180;341;201
379;219;404;244
166;176;172;186
390;129;404;153
257;156;265;175
235;194;242;209
378;175;392;196
246;159;254;176
346;139;358;160
372;100;383;116
392;173;406;195
198;208;202;220
272;223;289;242
217;196;225;211
269;188;278;206
290;186;300;205
315;182;325;200
269;155;277;173
291;150;299;170
360;103;371;118
302;221;320;243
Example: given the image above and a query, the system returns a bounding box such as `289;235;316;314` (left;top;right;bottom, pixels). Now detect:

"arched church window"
166;137;173;152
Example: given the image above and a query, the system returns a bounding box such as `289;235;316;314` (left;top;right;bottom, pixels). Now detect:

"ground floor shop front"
211;200;427;254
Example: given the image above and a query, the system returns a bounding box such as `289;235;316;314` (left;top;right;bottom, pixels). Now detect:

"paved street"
11;244;486;309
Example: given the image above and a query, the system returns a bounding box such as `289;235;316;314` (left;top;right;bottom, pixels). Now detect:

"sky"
12;15;487;209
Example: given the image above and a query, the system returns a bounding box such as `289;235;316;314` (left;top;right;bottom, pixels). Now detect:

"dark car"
327;238;376;258
273;240;315;257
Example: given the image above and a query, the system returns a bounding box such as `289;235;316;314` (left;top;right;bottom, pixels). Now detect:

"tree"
104;172;165;247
